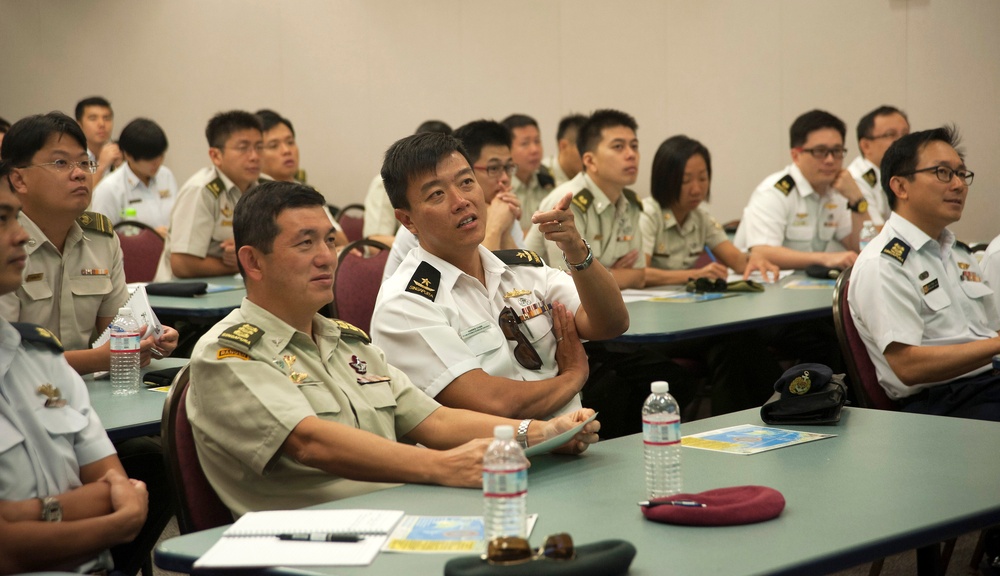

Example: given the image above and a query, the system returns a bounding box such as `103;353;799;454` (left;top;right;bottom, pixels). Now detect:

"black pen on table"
638;500;707;508
277;533;364;542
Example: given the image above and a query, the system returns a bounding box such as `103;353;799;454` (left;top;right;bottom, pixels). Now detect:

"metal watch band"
563;240;594;272
516;419;532;449
40;496;62;522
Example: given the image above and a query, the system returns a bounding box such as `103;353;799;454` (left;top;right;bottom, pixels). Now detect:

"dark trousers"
899;370;1000;422
110;436;174;576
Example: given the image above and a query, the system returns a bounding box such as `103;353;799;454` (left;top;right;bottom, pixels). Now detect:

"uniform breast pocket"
785;223;815;242
462;324;505;357
0;417;26;455
69;275;112;298
35;405;89;437
920;282;952;312
959;279;994;302
297;383;343;417
521;314;553;344
21;280;54;303
358;382;397;411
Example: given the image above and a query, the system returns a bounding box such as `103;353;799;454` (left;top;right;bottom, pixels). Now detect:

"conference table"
619;273;835;343
87;357;188;442
154;407;1000;576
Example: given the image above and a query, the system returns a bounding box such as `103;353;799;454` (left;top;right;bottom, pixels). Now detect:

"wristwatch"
562;240;594;272
516;419;532;450
848;198;868;214
40;496;62;522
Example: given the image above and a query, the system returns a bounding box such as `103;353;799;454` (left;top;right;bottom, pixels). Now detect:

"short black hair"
381;132;471;211
1;112;88;168
118;118;168;161
255;109;295;136
0;159;11;186
453;120;511;164
880;126;963;210
0;117;10;134
500;114;538;133
415;120;452;135
205;110;262;149
577;109;638;158
789;110;845;149
650;135;712;208
556;114;587;143
856;105;908;144
233;180;327;277
74;96;112;121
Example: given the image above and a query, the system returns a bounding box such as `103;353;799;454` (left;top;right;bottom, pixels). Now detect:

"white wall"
1;0;997;240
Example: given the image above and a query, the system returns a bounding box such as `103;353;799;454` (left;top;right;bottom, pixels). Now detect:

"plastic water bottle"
859;221;878;252
643;381;682;499
483;425;528;540
110;307;141;396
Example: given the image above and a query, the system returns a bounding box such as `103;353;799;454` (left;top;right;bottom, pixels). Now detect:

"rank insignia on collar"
789;371;811;395
862;168;877;188
881;237;910;265
349;354;367;375
37;384;66;408
289;371;308;384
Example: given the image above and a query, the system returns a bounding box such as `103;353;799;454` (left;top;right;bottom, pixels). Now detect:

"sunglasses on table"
688;277;728;293
484;533;576;565
498;306;543;370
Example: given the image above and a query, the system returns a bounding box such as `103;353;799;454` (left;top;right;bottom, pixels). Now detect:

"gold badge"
289;371;308;384
789;371;811;395
37;384;67;408
504;289;531;299
159;189;171;198
957;262;970;270
283;355;297;369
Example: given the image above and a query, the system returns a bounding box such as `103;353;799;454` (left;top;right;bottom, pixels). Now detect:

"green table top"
86;357;187;441
154;407;1000;575
147;275;246;319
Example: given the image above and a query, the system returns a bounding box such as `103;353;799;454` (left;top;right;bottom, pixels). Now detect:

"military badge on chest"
37;384;67;408
504;289;552;323
349;354;367;375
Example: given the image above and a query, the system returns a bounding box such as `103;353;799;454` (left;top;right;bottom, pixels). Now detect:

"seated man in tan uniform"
186;181;599;517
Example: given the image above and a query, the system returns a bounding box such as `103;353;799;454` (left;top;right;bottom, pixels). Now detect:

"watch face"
42;497;62;522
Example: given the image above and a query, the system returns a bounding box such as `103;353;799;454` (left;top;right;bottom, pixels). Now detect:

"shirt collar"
788;163;819;199
18;212;83;256
214;167;242;194
885;212;954;253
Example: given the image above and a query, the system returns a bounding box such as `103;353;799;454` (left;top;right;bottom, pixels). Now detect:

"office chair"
115;220;165;283
329;238;390;335
336;203;366;243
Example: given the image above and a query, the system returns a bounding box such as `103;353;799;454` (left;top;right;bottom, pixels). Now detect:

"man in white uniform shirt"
848;126;999;420
846;106;910;226
372;132;628;422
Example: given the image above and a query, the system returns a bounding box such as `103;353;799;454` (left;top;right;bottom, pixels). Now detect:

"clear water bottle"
643;380;682;499
483;425;528;540
859;220;878;252
110;307;141;396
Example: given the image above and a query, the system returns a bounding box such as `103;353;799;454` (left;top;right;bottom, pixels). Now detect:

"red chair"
337;203;365;243
161;364;233;534
115;220;165;283
831;266;899;411
329;239;390;335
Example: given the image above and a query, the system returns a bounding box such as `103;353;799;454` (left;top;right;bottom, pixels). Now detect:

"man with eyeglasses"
847;106;911;226
848;126;1000;421
372;131;628;424
735;109;867;270
381;120;524;280
163;110;262;279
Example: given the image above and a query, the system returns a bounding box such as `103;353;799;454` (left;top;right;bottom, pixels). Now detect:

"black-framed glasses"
688;277;727;293
473;162;518;178
798;146;848;160
498;306;542;370
485;533;576;565
899;165;974;186
22;159;98;174
866;130;907;141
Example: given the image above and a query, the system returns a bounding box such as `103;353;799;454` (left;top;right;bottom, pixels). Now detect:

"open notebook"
194;509;405;568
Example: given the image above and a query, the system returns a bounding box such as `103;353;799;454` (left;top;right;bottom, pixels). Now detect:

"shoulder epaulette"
572;189;595;213
493;249;544;267
862;168;877;188
333;319;370;344
537;165;555;190
205;177;226;198
218;322;264;353
880;237;910;265
622;189;643;210
294;168;308;184
405;261;440;302
955;240;972;253
773;174;796;196
77;212;114;237
13;323;63;353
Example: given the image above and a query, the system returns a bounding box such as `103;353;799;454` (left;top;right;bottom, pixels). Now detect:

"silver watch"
40;496;62;522
563;240;594;272
516;419;532;450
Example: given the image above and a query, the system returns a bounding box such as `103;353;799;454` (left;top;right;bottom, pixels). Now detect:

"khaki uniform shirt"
362;173;399;239
187;299;440;517
0;212;127;351
541;156;571;187
169;167;249;260
0;319;116;571
511;167;555;230
640;198;729;270
524;172;645;271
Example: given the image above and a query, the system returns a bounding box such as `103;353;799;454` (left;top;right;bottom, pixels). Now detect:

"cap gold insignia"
789;371;811;395
289;371;308;384
37;384;67;408
504;289;531;299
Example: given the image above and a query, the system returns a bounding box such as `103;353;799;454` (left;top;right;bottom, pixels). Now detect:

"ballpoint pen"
277;533;364;542
704;245;718;263
637;500;707;508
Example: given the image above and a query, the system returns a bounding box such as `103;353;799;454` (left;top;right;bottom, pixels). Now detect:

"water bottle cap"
118;307;131;315
493;425;514;440
651;381;669;393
